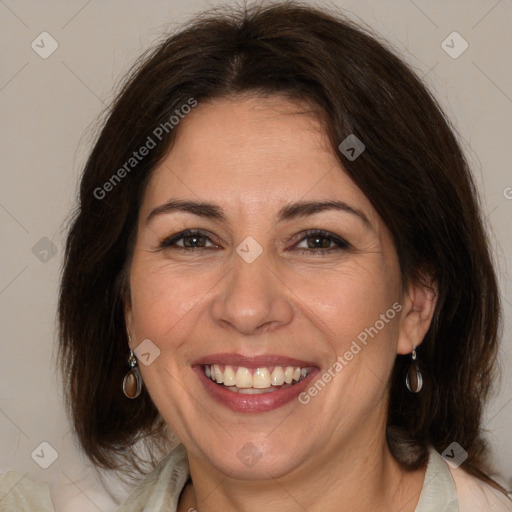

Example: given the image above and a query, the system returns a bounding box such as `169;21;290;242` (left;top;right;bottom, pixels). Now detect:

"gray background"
1;0;511;510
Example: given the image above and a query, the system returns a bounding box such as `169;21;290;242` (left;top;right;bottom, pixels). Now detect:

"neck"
179;422;426;512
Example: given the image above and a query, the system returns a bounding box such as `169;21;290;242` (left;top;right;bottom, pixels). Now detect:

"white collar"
117;443;512;511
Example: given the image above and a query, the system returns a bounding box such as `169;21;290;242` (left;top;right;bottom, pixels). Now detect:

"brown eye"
160;230;218;250
294;230;350;254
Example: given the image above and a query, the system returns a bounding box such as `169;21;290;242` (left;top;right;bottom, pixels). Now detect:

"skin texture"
125;96;437;512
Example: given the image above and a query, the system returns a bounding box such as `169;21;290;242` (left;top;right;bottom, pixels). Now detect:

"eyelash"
158;229;350;255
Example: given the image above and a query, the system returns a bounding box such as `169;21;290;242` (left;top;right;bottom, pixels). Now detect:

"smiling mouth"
203;364;313;394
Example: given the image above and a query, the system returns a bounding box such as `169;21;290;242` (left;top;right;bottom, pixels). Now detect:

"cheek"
296;260;402;406
128;260;208;408
127;260;219;399
129;257;218;341
292;258;400;340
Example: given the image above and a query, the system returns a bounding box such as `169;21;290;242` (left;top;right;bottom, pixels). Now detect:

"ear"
396;277;438;355
124;290;134;350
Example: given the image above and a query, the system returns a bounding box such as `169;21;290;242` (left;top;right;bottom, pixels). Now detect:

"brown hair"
59;0;503;488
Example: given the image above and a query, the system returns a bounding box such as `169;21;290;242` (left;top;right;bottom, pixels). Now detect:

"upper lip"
191;353;319;368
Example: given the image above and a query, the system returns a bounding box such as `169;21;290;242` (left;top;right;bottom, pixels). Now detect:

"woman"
56;2;512;511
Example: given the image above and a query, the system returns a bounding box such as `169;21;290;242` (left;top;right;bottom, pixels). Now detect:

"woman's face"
126;95;432;479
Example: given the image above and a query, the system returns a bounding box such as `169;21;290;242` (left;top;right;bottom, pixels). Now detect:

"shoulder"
0;471;55;511
417;448;512;512
448;461;512;512
117;443;190;512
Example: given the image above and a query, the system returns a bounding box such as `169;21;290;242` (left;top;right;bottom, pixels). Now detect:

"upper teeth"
205;365;311;388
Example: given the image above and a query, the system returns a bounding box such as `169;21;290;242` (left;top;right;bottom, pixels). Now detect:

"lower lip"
193;366;319;413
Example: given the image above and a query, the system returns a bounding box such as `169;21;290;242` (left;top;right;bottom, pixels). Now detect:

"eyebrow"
146;199;371;228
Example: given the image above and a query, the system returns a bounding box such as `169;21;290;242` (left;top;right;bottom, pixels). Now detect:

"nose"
211;249;294;336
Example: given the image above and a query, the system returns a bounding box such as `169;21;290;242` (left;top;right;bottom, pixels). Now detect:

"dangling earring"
122;350;142;399
406;347;423;393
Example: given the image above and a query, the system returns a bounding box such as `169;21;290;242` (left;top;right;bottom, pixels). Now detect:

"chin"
195;434;310;480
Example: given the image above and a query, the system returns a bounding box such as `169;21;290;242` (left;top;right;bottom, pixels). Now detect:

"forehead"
141;95;376;225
